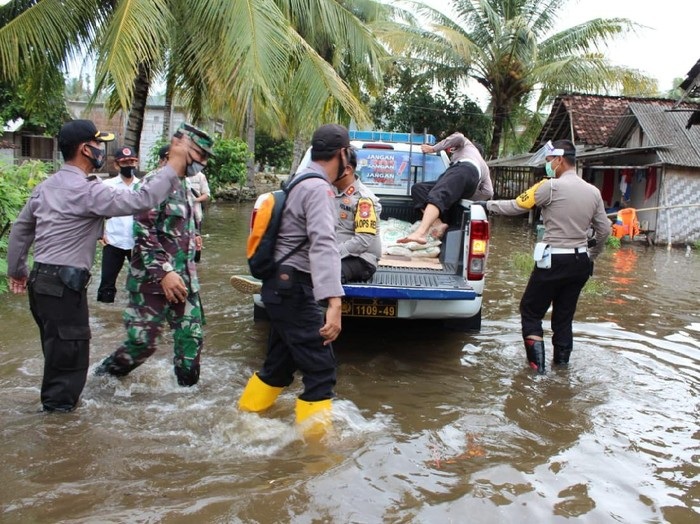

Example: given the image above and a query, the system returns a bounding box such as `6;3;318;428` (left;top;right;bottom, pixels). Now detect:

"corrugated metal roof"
531;93;681;151
608;102;700;168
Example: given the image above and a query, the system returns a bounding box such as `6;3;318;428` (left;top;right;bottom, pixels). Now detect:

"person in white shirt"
188;170;210;227
96;146;139;303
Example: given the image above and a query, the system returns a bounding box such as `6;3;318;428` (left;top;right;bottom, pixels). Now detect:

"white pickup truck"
251;131;490;331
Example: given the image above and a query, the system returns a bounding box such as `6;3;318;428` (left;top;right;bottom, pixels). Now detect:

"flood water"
1;204;698;523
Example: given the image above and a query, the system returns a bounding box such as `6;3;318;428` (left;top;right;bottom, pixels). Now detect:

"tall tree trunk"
289;134;306;176
124;63;151;151
245;98;256;188
488;104;506;160
162;65;175;139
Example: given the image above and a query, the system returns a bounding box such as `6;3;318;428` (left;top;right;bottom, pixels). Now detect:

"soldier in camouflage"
96;124;215;387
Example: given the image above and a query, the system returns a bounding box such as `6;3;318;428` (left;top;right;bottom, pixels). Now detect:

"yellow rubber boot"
295;398;333;436
238;373;283;412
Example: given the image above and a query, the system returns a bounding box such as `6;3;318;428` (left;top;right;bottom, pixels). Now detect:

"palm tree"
391;0;656;157
0;0;373;152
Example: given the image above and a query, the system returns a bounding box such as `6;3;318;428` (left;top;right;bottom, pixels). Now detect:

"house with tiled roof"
489;92;700;244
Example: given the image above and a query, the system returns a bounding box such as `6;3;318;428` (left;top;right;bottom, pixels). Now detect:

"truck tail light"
467;219;489;280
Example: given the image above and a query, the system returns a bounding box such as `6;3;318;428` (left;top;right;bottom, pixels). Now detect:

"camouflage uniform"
97;169;204;386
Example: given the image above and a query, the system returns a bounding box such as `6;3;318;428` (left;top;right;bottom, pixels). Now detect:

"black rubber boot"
94;355;136;377
553;345;572;366
174;364;200;387
524;338;546;374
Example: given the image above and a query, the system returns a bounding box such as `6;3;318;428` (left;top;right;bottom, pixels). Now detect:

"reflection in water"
0;210;698;522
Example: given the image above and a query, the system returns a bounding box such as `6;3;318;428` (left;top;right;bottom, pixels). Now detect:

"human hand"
161;271;188;303
9;276;27;294
98;235;108;247
319;298;342;345
167;134;189;177
421;144;435;154
195;235;203;251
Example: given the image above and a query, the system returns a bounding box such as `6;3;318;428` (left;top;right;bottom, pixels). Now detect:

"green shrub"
144;137;169;173
205;137;251;193
0;160;50;293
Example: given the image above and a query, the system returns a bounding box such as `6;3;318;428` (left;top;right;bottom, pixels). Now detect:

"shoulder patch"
516;179;547;209
354;197;378;234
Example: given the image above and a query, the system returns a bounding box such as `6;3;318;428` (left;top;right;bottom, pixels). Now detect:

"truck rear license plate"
342;298;397;318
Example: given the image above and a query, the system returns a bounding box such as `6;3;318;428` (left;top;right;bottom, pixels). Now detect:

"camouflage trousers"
106;291;204;385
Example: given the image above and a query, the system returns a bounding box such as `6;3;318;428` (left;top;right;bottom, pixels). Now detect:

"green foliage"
205;138;251;192
606;236;622;249
509;250;609;296
582;278;609;296
693;239;700;250
144;137;169;173
371;68;490;145
0;67;68;136
0;160;50;293
255;132;293;172
510;251;534;276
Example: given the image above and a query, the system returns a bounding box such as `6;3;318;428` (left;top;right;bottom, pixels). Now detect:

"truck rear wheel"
443;308;481;332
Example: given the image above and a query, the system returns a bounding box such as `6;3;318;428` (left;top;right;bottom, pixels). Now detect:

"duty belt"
33;262;92;291
549;247;587;255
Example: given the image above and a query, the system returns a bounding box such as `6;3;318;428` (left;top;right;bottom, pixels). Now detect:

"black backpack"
246;172;325;280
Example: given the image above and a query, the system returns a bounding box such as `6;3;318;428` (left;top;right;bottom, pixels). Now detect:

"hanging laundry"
644;167;657;200
619;169;633;201
602;169;615;205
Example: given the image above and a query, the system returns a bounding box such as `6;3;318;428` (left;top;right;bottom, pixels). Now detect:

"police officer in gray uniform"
238;124;347;430
333;148;382;283
7;119;190;412
482;139;610;373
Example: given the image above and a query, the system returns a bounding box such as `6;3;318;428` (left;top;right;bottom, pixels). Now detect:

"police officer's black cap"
58;119;115;147
158;144;170;160
311;124;350;153
114;145;138;160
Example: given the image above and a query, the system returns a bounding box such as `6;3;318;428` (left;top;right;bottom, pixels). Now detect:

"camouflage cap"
177;123;215;156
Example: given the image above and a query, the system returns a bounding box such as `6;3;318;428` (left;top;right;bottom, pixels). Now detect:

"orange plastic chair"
612;208;640;239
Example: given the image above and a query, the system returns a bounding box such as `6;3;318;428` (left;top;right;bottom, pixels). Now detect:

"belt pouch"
273;264;297;296
533;242;551;269
58;267;90;292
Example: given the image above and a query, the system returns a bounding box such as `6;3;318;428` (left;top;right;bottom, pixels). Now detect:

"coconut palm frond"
0;0;102;79
92;0;173;110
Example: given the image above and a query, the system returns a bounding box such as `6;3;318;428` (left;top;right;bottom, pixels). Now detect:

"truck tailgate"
342;265;477;300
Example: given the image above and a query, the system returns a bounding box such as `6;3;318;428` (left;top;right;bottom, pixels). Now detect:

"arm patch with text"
354;197;378;234
516;179;547;209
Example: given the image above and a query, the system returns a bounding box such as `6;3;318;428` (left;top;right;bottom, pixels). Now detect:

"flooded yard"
1;205;698;523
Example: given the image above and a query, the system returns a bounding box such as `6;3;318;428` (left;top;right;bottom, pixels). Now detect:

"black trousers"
28;265;91;412
258;267;336;401
341;256;376;283
97;244;131;303
519;253;591;348
411;162;480;220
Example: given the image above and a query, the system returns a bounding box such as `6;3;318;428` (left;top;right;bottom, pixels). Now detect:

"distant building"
489;93;700;245
66;100;188;171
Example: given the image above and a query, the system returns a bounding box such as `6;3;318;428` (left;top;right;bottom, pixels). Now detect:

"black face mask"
119;166;136;178
335;148;348;182
85;144;105;170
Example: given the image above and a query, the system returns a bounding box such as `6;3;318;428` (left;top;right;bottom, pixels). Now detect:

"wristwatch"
162;262;174;273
